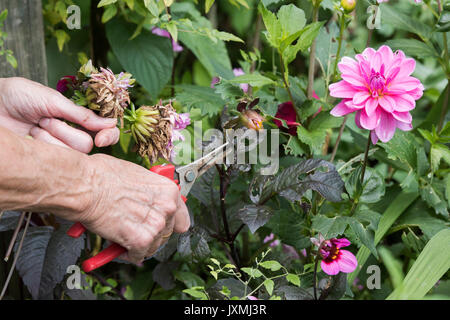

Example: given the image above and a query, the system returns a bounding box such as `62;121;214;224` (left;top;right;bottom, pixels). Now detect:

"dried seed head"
132;103;175;163
87;68;134;124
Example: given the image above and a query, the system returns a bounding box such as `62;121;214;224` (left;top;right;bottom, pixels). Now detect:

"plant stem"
307;5;319;99
313;247;321;300
360;131;372;184
4;211;25;262
438;83;450;132
0;212;31;300
279;54;295;105
330;116;347;162
331;13;346;82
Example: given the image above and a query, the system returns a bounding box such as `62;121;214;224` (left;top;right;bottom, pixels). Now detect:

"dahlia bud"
341;0;356;13
240;109;265;131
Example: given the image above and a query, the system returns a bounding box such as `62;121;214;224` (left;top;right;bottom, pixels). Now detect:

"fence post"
0;0;47;84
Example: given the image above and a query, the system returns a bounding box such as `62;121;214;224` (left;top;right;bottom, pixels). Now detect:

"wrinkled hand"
0;77;119;152
80;153;190;264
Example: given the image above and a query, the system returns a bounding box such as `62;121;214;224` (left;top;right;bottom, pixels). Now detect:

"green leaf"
381;5;432;41
387;229;450;299
380;131;418;171
183;288;208;300
175;84;225;116
297;112;342;155
237;205;274;234
172;2;233;78
241;268;263;278
282;21;324;64
385;39;438;59
263;279;274;296
419;182;449;217
143;0;159;16
253;159;344;204
431;143;450;172
345;167;385;204
348;217;378;259
311;215;350;239
54;29;70;52
277;4;305;38
6;53;17;69
205;0;215;13
105;18;173;99
101;5;118;23
286;274;300;287
0;9;8;23
260;260;282;271
98;0;117;7
228;73;275;87
348;192;418;285
258;2;282;48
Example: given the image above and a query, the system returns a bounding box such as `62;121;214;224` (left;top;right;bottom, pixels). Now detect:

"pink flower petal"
337;250;358;273
389;77;422;92
378;95;396;113
321;260;340;276
375;111;396;142
391;94;416;112
359;109;380;130
397;121;413;131
371;51;382;73
353;91;370;106
392;111;412;123
331;238;351;248
330;100;356;117
371;131;379;144
338;57;360;75
378;45;394;68
329;81;359;98
365;98;379;116
397;58;416;79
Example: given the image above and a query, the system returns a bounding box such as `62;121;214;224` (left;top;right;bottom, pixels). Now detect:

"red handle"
82;243;126;273
67;222;86;238
68;163;186;272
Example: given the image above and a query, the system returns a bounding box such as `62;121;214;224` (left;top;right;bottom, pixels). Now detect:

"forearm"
0;126;93;220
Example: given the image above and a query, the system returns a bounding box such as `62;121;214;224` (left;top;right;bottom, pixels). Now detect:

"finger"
145;236;164;258
39;118;94;153
173;197;190;234
95;127;120;147
47;92;118;131
30;126;71;149
161;216;175;243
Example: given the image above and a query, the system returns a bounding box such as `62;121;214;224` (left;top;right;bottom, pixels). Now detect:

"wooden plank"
0;0;47;84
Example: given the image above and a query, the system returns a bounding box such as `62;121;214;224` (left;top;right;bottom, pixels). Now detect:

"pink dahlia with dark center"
329;45;424;144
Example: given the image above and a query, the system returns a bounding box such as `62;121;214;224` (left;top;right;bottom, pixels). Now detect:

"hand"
0;77;119;153
79;153;190;264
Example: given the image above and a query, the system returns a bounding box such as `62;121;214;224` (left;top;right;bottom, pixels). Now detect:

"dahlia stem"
330;116;347;162
360;131;372;184
307;4;319;99
331;12;346;82
313;254;320;300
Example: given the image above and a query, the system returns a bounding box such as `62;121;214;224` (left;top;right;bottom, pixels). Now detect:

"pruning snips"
66;141;233;273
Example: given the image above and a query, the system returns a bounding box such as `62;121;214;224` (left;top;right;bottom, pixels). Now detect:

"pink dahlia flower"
311;236;357;275
329;46;424;144
151;27;183;52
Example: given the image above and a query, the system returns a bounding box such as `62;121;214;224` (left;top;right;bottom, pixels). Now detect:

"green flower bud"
341;0;356;13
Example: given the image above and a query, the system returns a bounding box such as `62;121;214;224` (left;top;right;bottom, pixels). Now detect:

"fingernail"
39;118;50;127
96;137;107;147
